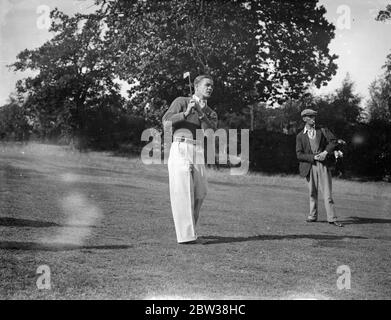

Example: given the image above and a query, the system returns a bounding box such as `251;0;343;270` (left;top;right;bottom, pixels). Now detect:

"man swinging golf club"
162;74;218;244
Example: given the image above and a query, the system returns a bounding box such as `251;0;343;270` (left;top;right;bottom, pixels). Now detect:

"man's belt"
174;136;197;145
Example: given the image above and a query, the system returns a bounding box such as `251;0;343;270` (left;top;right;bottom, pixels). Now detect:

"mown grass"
0;142;390;299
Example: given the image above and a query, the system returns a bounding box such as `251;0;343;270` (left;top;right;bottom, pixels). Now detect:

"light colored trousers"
168;140;208;243
306;161;337;222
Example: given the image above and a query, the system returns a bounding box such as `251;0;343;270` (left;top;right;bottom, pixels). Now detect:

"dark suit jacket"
296;127;338;178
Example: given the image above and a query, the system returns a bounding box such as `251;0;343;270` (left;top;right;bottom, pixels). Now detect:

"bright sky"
315;0;391;101
1;0;390;106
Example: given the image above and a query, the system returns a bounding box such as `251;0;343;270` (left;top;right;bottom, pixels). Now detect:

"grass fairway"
0;143;390;300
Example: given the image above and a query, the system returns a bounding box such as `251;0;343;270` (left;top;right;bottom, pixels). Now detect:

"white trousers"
167;141;208;243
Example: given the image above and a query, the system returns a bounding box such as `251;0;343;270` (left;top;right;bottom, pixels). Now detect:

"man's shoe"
329;221;344;227
306;217;317;223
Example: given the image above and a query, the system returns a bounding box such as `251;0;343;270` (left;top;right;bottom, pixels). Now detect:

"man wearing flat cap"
296;108;343;227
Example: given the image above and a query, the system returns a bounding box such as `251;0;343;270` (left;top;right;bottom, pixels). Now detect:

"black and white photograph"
0;0;390;304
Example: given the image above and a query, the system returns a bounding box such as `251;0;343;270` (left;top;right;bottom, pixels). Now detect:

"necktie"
308;128;315;139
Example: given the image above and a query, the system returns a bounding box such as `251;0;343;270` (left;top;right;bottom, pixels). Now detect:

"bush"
83;110;146;150
249;129;297;174
248;123;391;181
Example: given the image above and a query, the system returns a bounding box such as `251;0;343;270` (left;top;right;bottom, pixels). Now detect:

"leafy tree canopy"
367;10;391;124
96;0;338;125
10;0;338;133
10;8;124;139
376;4;391;22
313;74;362;136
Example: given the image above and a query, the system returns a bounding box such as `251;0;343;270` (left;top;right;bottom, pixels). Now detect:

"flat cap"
301;109;318;117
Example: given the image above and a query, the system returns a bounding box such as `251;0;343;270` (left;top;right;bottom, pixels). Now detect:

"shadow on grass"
1;165;43;180
0;217;97;228
0;241;132;251
340;216;391;225
199;234;368;245
0;217;61;228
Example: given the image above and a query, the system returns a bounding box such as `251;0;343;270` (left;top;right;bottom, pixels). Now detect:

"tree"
376;4;391;22
367;58;391;124
10;8;124;145
255;0;338;100
316;74;362;136
96;0;338;127
9;0;338;145
367;77;391;123
369;5;391;123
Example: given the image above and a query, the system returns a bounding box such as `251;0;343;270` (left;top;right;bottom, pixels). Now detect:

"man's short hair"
194;75;213;87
